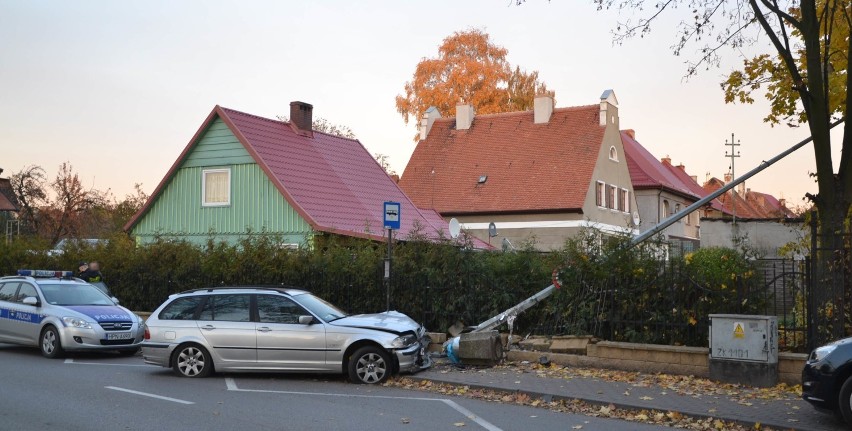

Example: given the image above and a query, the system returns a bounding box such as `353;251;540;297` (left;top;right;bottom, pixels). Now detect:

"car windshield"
293;293;347;322
39;283;115;306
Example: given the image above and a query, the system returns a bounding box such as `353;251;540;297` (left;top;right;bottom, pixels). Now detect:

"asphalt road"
0;343;670;431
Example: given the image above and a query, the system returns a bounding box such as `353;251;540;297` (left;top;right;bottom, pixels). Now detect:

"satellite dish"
502;237;515;252
448;218;461;239
488;222;498;238
632;211;641;226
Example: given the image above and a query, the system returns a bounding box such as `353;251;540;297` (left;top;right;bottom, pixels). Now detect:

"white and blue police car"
0;270;145;358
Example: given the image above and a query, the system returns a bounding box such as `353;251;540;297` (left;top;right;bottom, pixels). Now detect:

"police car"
0;270;145;358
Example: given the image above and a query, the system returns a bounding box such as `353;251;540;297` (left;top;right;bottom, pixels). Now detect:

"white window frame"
609;146;618;162
596;181;606;208
608;185;617;210
202;168;231;207
621;188;629;213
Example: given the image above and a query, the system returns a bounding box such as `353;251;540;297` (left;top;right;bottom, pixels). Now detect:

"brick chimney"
289;101;313;132
623;129;635;139
661;156;671;165
534;95;553;124
676;163;686;171
456;104;474;130
724;172;733;183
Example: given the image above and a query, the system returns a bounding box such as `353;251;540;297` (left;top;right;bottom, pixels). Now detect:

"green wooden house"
124;102;453;246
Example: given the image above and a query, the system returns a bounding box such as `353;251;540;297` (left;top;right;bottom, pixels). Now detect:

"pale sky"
1;1;835;209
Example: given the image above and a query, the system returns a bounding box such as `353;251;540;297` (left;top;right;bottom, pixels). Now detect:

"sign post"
383;202;401;311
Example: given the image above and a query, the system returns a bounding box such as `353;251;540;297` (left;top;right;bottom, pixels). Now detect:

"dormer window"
609;146;618;161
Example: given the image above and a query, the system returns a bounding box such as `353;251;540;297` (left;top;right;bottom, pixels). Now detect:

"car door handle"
200;325;215;330
257;327;271;333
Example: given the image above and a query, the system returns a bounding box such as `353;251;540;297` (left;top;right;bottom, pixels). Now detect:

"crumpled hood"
64;305;133;322
330;310;420;335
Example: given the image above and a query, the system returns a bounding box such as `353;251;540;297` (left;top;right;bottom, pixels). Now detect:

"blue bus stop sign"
384;201;401;230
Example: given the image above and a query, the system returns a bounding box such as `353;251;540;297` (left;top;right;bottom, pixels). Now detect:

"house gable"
129;116;312;244
581;109;636;232
182;118;254;168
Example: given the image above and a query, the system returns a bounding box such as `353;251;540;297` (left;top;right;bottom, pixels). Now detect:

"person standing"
78;261;103;283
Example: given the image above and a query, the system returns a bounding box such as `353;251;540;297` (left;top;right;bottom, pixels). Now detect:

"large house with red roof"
124;102;465;247
399;91;638;250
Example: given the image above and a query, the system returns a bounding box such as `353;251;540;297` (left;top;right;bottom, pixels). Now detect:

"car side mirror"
22;297;39;307
111;297;120;304
298;315;314;325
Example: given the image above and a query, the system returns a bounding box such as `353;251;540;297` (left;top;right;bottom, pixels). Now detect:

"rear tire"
40;326;64;359
838;376;852;425
348;346;391;384
172;344;212;378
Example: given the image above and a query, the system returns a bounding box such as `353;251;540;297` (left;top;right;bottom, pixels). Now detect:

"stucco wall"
634;189;700;240
699;218;805;257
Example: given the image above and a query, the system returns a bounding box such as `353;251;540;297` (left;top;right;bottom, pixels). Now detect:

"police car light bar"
17;269;74;278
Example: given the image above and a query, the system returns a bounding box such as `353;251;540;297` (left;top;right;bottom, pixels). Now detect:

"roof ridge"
434;104;599;121
219;106;360;143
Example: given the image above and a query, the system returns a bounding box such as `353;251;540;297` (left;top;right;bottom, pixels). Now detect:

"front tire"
348;346;391;384
40;326;64;359
838;376;852;424
172;344;212;378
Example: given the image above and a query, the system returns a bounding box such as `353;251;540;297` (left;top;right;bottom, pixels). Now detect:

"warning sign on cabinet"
733;322;745;339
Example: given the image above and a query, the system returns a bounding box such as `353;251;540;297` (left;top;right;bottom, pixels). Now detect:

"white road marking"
224;378;502;430
105;386;194;405
64;358;149;367
441;399;502;431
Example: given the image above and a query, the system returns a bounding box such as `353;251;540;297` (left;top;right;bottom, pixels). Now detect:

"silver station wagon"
0;270;145;357
142;287;432;384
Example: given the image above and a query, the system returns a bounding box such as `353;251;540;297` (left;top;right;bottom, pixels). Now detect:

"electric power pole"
725;133;741;225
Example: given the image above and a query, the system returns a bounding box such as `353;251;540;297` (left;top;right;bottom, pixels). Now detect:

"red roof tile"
622;132;698;199
125;106;488;246
701;178;791;219
622;132;730;215
399;105;603;214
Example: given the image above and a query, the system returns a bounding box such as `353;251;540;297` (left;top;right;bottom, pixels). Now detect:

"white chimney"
456;104;474;130
419;107;441;140
533;95;553;124
599;89;619;127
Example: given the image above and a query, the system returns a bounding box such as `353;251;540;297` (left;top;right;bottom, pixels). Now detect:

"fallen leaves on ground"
490;361;801;405
385;375;789;431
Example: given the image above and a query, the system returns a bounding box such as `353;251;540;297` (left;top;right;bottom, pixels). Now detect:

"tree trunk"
812;184;852;346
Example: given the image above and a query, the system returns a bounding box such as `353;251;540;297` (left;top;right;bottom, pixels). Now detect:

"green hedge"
0;231;765;346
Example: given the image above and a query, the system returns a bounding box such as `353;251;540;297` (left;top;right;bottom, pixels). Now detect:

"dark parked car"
803;337;852;424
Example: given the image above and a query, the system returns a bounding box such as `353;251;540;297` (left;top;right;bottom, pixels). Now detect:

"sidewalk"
402;359;844;431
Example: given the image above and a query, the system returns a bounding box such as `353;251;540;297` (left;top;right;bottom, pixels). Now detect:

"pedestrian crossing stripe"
733;322;745;338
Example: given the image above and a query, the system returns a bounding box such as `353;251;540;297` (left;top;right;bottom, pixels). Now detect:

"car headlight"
391;334;418;348
62;317;92;329
811;344;838;362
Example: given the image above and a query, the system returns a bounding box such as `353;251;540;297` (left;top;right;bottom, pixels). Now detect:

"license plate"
106;332;133;340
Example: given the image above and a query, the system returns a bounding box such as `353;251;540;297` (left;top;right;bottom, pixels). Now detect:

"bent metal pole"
630;118;845;248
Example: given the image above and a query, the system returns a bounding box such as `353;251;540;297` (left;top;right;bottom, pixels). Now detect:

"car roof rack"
175;285;308;295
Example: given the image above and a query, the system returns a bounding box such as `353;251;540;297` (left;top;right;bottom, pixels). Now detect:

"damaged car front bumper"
395;333;433;374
